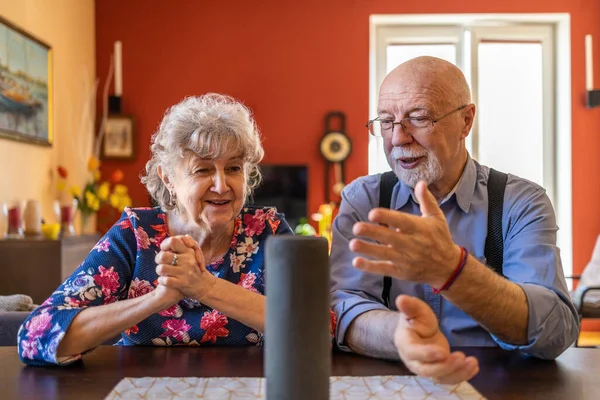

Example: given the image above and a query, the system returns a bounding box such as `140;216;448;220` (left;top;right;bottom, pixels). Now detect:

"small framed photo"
102;114;135;160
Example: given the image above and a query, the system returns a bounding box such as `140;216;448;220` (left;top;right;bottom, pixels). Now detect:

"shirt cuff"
334;297;388;352
491;282;579;359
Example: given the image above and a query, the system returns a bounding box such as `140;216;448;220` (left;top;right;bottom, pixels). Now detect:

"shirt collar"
393;154;476;213
454;154;477;212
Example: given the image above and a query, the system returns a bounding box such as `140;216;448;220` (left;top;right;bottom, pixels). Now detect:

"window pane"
477;42;544;186
369;136;390;174
387;44;456;73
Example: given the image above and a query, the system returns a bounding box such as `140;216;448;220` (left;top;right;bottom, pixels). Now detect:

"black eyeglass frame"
366;104;469;136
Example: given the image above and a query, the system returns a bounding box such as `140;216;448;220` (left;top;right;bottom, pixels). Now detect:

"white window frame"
469;25;555;200
369;14;572;276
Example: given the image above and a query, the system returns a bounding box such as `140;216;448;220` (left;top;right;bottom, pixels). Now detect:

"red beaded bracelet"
432;246;469;295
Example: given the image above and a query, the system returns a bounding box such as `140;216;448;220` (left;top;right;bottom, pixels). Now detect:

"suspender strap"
377;168;507;307
379;171;398;307
484;169;508;276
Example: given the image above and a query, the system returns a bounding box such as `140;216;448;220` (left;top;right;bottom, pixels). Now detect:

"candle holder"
586;90;600;108
54;199;77;238
109;95;122;114
3;202;24;239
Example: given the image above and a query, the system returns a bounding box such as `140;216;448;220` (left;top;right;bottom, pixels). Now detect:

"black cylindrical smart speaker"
265;235;331;400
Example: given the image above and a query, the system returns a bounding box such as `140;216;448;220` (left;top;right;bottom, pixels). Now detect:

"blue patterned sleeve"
274;213;293;235
17;210;138;366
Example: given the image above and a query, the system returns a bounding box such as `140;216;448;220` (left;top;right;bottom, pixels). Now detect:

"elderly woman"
18;94;302;366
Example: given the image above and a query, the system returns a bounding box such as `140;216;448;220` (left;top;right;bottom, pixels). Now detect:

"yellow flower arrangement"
56;156;132;218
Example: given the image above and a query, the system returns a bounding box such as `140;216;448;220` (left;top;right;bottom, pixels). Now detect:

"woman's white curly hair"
141;93;264;210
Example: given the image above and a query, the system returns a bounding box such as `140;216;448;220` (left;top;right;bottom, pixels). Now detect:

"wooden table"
1;346;599;399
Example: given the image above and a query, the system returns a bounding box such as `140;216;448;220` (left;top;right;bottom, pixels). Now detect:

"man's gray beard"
388;147;443;188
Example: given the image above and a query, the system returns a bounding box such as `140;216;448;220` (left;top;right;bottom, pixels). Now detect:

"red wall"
96;0;600;291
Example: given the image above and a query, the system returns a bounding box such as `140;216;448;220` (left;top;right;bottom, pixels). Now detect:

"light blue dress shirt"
330;156;580;360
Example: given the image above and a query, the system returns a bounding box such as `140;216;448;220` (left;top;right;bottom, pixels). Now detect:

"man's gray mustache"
390;147;427;159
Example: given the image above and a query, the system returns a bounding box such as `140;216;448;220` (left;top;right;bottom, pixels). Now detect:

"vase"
24;199;42;237
80;212;97;235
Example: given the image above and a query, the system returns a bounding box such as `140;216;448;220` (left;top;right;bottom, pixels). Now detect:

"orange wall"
95;0;600;280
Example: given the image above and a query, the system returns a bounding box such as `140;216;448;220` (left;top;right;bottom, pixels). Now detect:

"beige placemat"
105;376;485;399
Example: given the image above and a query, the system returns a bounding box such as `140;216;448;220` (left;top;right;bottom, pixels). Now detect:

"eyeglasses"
366;104;468;138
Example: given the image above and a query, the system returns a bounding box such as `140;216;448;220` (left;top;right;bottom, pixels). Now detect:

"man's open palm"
394;295;479;384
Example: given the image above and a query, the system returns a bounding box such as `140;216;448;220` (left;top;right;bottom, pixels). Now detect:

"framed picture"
0;16;53;146
102;114;135;160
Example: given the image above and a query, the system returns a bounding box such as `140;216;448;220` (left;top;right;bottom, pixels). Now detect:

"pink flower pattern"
93;238;111;252
93;266;120;299
237;272;258;293
160;319;191;342
200;310;229;344
24;310;52;340
21;339;38;359
135;226;151;250
243;210;267;237
128;278;155;299
159;303;183;318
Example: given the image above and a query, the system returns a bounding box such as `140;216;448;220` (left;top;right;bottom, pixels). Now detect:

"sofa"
0;312;30;346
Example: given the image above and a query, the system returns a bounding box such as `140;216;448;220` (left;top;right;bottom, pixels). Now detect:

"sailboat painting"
0;17;52;146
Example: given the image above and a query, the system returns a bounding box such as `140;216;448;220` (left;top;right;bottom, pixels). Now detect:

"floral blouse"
17;206;298;366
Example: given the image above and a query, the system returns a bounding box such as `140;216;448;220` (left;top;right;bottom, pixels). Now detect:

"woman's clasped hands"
153;235;217;307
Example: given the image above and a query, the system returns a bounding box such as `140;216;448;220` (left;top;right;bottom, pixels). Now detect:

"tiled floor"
578;331;600;347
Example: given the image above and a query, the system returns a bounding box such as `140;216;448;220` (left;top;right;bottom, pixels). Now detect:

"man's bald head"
377;56;475;198
381;56;471;108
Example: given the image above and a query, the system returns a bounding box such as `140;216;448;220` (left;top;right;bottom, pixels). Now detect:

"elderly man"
330;56;579;383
